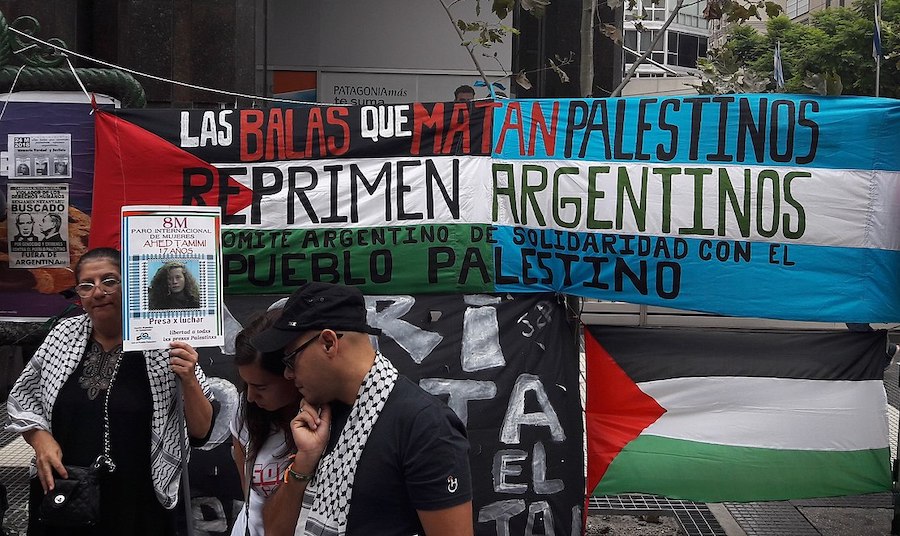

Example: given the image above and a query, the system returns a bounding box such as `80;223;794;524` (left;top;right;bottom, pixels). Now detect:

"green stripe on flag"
593;435;891;502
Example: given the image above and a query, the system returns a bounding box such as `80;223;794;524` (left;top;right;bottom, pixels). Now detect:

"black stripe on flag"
585;325;887;382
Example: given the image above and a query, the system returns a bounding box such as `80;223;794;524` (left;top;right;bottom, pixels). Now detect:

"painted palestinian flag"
91;104;496;295
585;325;891;502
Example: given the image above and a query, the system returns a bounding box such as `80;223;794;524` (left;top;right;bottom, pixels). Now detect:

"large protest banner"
90;102;495;294
90;96;900;322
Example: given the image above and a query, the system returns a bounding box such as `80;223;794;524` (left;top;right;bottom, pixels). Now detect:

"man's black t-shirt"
324;376;472;535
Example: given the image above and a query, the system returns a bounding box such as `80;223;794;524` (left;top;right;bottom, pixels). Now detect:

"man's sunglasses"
282;331;343;370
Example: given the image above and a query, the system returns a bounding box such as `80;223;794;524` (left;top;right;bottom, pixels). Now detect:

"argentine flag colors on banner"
92;95;900;323
490;95;900;322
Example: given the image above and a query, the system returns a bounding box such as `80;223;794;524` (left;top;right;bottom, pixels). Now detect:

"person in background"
6;247;215;535
257;282;473;536
453;84;475;102
148;261;202;310
231;308;302;536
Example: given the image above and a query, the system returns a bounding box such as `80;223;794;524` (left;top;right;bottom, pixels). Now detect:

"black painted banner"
189;292;584;535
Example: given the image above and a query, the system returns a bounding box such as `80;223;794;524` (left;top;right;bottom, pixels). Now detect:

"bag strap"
95;351;124;472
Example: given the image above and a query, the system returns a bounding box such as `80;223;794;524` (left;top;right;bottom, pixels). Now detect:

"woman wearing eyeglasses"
6;247;215;535
230;308;301;536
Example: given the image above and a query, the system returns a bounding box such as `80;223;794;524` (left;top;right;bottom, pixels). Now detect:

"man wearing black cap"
256;282;473;536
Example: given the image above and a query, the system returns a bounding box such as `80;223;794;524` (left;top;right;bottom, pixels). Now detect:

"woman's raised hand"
168;341;200;384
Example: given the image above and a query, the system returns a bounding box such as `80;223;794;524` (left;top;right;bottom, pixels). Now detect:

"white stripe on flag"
639;376;889;451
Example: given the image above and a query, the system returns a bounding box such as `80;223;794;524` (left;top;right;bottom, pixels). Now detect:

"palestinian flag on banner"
585;325;891;502
89;105;496;295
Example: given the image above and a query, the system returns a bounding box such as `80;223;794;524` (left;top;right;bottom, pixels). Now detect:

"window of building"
668;32;679;65
625;28;638;53
786;0;810;19
623;29;708;69
677;33;699;67
676;0;709;29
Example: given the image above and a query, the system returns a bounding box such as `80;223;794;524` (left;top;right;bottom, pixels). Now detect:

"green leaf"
725;4;752;23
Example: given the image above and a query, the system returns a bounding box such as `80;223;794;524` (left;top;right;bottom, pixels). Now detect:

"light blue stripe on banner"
492;95;900;171
491;226;900;323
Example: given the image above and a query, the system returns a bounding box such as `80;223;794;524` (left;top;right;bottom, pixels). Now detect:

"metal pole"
876;56;881;97
876;0;882;97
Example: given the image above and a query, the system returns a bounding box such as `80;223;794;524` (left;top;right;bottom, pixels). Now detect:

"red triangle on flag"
89;109;253;249
584;327;666;495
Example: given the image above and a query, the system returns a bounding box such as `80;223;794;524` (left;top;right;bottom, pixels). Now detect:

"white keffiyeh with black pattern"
296;352;397;536
5;314;214;509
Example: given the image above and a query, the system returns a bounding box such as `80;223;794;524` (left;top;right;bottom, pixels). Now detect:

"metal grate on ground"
589;494;727;536
789;492;893;509
0;404;30;535
723;502;820;536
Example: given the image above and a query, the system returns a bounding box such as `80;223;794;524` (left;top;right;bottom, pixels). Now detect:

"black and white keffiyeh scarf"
6;314;214;509
296;352;398;536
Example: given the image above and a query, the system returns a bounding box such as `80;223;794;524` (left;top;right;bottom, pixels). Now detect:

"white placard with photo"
121;205;224;350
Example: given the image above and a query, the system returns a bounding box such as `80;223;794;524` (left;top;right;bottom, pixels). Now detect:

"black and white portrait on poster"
8;133;72;179
7;183;69;268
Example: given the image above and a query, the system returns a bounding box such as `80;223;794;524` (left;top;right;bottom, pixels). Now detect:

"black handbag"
38;463;101;526
38;354;122;527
